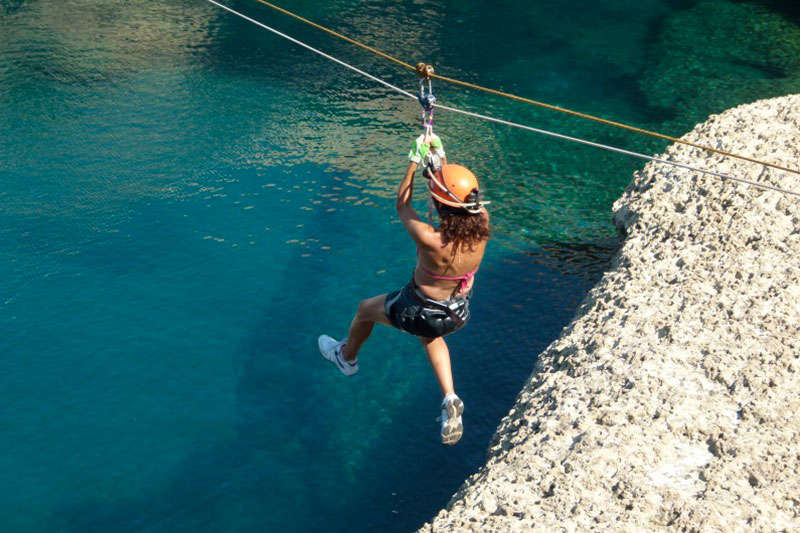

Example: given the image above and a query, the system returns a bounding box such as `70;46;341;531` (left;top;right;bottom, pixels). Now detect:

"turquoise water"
2;0;799;531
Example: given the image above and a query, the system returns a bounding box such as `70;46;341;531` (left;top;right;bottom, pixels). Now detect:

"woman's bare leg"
341;294;391;361
420;337;455;396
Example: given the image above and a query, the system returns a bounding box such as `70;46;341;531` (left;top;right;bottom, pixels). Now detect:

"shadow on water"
528;240;618;281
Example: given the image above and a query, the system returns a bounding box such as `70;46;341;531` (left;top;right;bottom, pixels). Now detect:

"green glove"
408;133;445;164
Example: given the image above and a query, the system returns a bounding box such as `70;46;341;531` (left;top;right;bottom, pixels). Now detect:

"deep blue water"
2;0;799;531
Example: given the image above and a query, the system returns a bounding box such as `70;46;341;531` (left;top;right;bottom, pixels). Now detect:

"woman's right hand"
408;133;445;164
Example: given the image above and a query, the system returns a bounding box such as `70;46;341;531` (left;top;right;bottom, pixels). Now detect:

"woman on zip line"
319;132;491;445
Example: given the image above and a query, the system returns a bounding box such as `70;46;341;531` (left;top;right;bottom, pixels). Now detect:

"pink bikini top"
417;249;479;295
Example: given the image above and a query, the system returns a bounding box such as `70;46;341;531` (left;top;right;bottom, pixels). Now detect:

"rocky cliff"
422;95;800;532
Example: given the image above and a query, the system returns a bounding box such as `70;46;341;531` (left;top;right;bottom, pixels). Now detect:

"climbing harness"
204;0;800;200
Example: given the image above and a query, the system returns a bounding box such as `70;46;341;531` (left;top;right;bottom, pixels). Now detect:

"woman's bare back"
414;227;487;301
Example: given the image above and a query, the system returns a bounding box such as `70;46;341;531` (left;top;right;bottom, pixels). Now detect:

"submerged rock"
421;95;800;532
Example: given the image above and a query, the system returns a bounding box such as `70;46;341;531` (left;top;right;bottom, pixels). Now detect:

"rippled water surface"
2;0;799;531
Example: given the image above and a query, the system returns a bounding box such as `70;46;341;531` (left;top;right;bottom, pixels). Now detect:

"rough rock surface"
421;95;800;532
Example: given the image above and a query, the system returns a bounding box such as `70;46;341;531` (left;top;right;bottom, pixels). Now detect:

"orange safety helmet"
427;164;485;214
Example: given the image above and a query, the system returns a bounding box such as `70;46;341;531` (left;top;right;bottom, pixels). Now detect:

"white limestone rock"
420;94;800;532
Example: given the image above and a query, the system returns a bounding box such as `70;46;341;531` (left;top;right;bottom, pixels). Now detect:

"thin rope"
430;74;800;177
205;0;800;199
245;0;800;178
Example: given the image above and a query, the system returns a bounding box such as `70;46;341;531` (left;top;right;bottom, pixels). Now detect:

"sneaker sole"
441;397;464;446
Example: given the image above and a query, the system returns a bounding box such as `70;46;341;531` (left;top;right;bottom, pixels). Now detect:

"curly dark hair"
438;207;491;254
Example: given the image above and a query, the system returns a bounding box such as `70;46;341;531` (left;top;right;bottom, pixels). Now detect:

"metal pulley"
416;63;436;132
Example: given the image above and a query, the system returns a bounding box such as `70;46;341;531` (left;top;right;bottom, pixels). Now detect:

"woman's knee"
355;298;372;320
355;294;390;325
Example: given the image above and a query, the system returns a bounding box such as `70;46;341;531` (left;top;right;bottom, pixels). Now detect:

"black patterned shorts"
384;280;471;339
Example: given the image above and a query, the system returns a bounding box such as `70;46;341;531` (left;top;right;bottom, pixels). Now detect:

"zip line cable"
249;0;800;178
204;0;800;199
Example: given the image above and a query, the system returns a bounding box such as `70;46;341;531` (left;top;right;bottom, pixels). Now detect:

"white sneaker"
318;335;358;376
438;394;464;445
